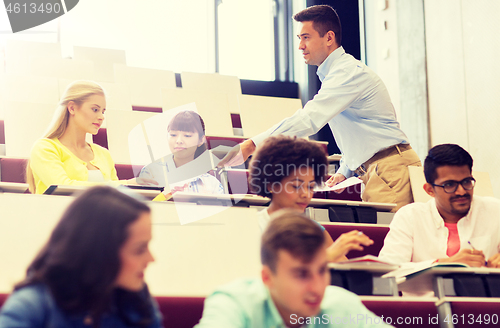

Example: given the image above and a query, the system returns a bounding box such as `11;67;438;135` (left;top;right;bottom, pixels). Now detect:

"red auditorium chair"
155;296;205;328
322;223;389;258
0;157;28;183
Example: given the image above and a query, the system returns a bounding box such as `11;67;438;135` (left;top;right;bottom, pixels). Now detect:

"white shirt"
139;151;224;194
257;208;326;234
378;196;500;265
252;46;409;178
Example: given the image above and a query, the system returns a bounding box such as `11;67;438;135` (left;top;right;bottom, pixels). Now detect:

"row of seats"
3;292;498;328
0;41;304;162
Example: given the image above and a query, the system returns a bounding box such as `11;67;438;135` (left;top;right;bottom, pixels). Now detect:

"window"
217;0;275;81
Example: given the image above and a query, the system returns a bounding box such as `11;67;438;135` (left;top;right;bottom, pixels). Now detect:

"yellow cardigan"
30;138;119;194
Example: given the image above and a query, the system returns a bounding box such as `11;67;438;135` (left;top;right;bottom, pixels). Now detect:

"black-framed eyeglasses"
431;177;476;194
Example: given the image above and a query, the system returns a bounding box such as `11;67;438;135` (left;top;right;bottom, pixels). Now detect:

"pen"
468;241;488;266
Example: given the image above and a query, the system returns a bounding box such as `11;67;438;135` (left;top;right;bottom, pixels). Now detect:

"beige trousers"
360;148;421;212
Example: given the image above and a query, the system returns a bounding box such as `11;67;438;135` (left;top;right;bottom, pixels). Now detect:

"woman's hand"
326;230;374;262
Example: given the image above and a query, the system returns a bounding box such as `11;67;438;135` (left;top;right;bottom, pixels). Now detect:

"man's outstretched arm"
217;139;256;167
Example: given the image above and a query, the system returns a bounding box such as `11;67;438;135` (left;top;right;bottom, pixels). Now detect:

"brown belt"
354;143;412;176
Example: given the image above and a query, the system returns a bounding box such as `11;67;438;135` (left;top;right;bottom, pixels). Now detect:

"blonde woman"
27;80;139;194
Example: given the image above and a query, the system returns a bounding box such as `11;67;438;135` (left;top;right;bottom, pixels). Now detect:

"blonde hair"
27;80;106;193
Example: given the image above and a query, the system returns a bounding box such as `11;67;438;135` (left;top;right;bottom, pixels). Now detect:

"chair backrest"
30;57;95;80
58;79;133;115
155;296;205;328
5;40;61;75
361;297;439;326
115;164;145;180
0;157;28;183
5;75;59;105
222;169;251;195
0;293;8;308
321;223;389;258
161;88;234;137
238;94;301;137
180;71;241;113
0;120;5;144
409;166;494;203
114;64;176;108
105;110;158;165
73;46;126;82
3;101;55;157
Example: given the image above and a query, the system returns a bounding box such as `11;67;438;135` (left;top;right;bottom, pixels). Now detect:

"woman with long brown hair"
0;186;161;327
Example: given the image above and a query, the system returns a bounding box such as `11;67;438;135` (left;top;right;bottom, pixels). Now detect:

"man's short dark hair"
424;144;473;184
293;5;342;46
248;135;328;198
261;209;325;273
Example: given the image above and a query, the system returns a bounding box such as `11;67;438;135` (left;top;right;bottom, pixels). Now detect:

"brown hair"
261;209;325;272
293;4;342;46
16;186;154;327
249;135;328;198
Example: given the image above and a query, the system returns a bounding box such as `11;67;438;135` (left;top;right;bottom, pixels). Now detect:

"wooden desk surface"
398;266;500;295
171;192;396;212
0;193;261;296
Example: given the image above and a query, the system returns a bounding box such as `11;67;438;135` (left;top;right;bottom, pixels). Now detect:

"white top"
87;169;104;182
139;152;223;194
378;196;500;266
257;208;271;232
257;208;326;233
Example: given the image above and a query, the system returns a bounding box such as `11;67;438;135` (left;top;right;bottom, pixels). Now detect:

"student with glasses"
379;144;500;268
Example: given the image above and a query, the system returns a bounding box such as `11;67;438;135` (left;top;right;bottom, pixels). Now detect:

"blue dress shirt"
251;47;409;178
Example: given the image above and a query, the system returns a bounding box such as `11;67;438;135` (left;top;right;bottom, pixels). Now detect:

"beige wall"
425;0;500;197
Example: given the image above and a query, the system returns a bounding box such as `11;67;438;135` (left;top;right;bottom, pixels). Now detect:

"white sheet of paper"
314;177;363;192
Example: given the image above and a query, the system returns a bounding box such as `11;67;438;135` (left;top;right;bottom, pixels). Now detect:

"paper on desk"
314;177;363;192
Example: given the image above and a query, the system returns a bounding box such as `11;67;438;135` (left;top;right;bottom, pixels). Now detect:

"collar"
430;197;474;229
263;286;289;327
316;46;345;82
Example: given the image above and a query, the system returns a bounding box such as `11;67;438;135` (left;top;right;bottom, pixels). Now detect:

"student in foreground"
27;80;148;194
249;135;373;262
379;144;500;267
0;186;162;327
195;210;391;328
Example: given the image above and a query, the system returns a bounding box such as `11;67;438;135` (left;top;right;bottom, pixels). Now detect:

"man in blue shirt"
220;5;420;211
195;210;391;327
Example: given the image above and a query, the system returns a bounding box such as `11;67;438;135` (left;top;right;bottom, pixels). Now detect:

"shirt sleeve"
378;208;415;265
337;156;354;179
0;289;47;328
251;66;363;147
102;148;118;181
139;164;154;180
194;293;246;328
